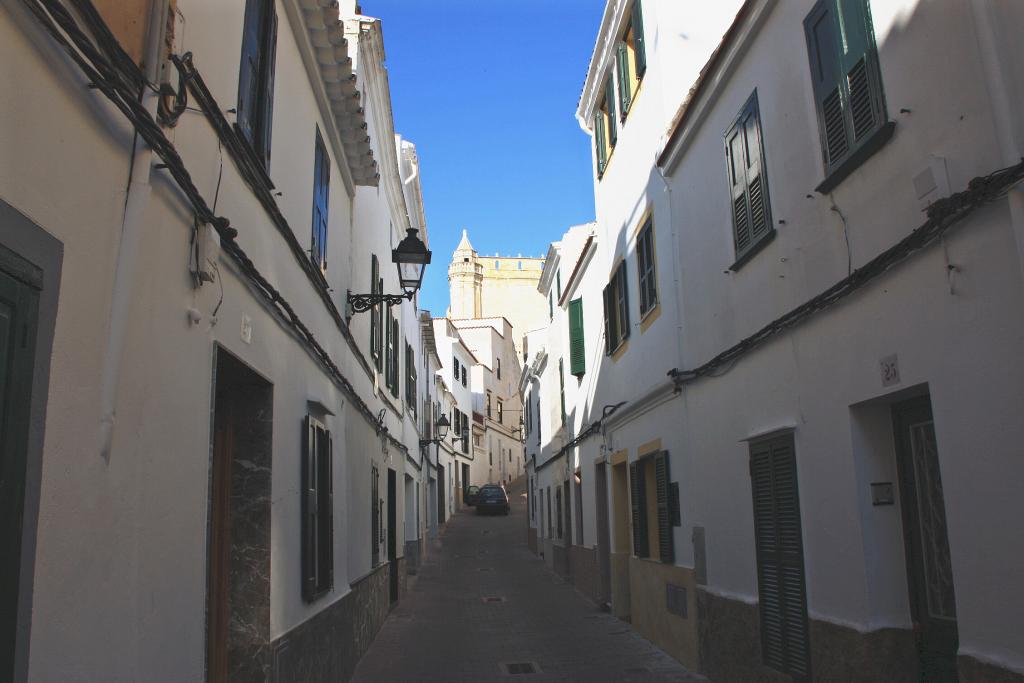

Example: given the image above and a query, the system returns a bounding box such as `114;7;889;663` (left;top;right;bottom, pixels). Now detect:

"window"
558;358;566;424
749;434;810;678
549;291;554;321
636;218;657;316
486;391;492;418
547;487;552;537
310;128;329;272
370;256;382;368
371;463;380;566
453;356;459;380
725;92;773;265
302;416;334;601
568;298;585;377
497;398;504;425
603;261;630;355
460;365;467;387
496;357;501;380
384;307;398;397
616;0;646;121
629;451;673;563
594;76;617;178
237;0;278;169
404;342;416;415
804;0;890;191
556;270;562;300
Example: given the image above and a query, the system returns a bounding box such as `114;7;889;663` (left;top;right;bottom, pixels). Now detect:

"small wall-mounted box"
871;482;895;506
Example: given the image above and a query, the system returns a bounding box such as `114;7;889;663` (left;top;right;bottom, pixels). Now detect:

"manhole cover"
500;661;540;675
482;596;506;603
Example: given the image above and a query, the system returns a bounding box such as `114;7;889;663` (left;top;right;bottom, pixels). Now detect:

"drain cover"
500;662;539;675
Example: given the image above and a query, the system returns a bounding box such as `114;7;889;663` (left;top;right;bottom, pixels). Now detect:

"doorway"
610;460;631;618
0;264;39;681
388;468;398;604
892;396;958;681
208;348;272;682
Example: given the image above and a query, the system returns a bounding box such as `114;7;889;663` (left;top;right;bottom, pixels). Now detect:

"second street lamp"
347;228;431;315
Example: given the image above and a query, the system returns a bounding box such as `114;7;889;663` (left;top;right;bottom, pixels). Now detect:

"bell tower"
448;229;483;318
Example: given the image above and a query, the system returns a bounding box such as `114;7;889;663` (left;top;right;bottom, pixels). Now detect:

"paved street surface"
352;482;704;683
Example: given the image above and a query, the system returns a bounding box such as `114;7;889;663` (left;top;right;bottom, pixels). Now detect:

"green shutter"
568;298;585;377
631;0;646;78
629;461;648;558
301;415;317;600
750;435;810;678
725;93;772;260
594;111;607;176
655;452;673;564
549;291;554;320
558;358;566;424
616;43;632;117
603;284;614;354
617;262;630;342
370;255;378;359
604;78;618;146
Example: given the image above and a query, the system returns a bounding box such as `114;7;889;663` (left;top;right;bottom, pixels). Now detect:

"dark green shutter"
301;416;317;600
617;262;630;342
631;0;646;78
804;0;883;171
725;93;772;259
603;284;613;354
322;427;334;590
370;256;379;363
604;78;618;146
629;461;648;558
655;452;673;563
750;435;810;678
558;358;566;424
312;129;329;271
568;298;585;377
617;43;632;117
237;0;262;143
594;111;607;176
549;291;554;320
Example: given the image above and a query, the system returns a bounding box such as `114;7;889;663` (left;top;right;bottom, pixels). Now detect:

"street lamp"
347;228;431;315
419;414;450;447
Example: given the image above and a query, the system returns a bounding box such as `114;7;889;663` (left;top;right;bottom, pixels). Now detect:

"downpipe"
98;0;170;461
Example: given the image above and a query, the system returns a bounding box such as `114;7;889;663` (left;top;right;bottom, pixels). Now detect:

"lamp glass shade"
434;414;450;439
392;228;431;293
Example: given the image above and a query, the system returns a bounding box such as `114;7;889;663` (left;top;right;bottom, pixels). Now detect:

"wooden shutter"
654;452;673;563
616;262;630;342
558;358;566;423
321;427;334;590
301;416;317;600
616;43;632;117
371;465;379;565
391;317;400;397
258;2;277;169
637;222;656;315
631;0;646;78
237;0;262;143
725;94;772;258
569;298;585;377
603;284;613;354
836;1;882;144
384;304;392;387
594;111;607;177
604;78;618;146
750;435;810;679
629;461;648;557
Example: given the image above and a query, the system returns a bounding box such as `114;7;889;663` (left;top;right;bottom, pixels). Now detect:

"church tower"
448;229;483;318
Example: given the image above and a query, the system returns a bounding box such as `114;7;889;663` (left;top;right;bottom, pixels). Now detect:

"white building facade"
527;0;1024;681
1;1;442;681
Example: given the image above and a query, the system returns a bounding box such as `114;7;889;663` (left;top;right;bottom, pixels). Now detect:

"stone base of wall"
696;588;918;683
396;556;407;601
527;527;537;554
628;558;699;671
271;564;390;683
568;545;602;604
404;540;422;575
552;543;570;578
959;655;1024;682
610;552;631;619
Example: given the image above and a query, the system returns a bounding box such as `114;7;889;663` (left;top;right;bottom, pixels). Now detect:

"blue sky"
367;0;604;315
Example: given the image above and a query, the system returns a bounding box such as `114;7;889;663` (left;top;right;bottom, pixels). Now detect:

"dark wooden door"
595;463;611;605
208;393;234;683
0;268;38;681
388;469;398;604
893;397;958;682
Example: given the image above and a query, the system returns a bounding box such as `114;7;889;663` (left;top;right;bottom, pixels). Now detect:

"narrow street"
352;482;702;683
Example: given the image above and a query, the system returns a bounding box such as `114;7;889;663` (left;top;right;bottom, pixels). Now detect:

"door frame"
0;203;63;683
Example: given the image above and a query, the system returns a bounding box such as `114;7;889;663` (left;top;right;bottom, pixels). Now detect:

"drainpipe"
98;0;170;461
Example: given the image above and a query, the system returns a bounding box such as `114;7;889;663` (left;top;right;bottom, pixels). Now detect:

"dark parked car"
475;484;510;515
464;485;480;506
